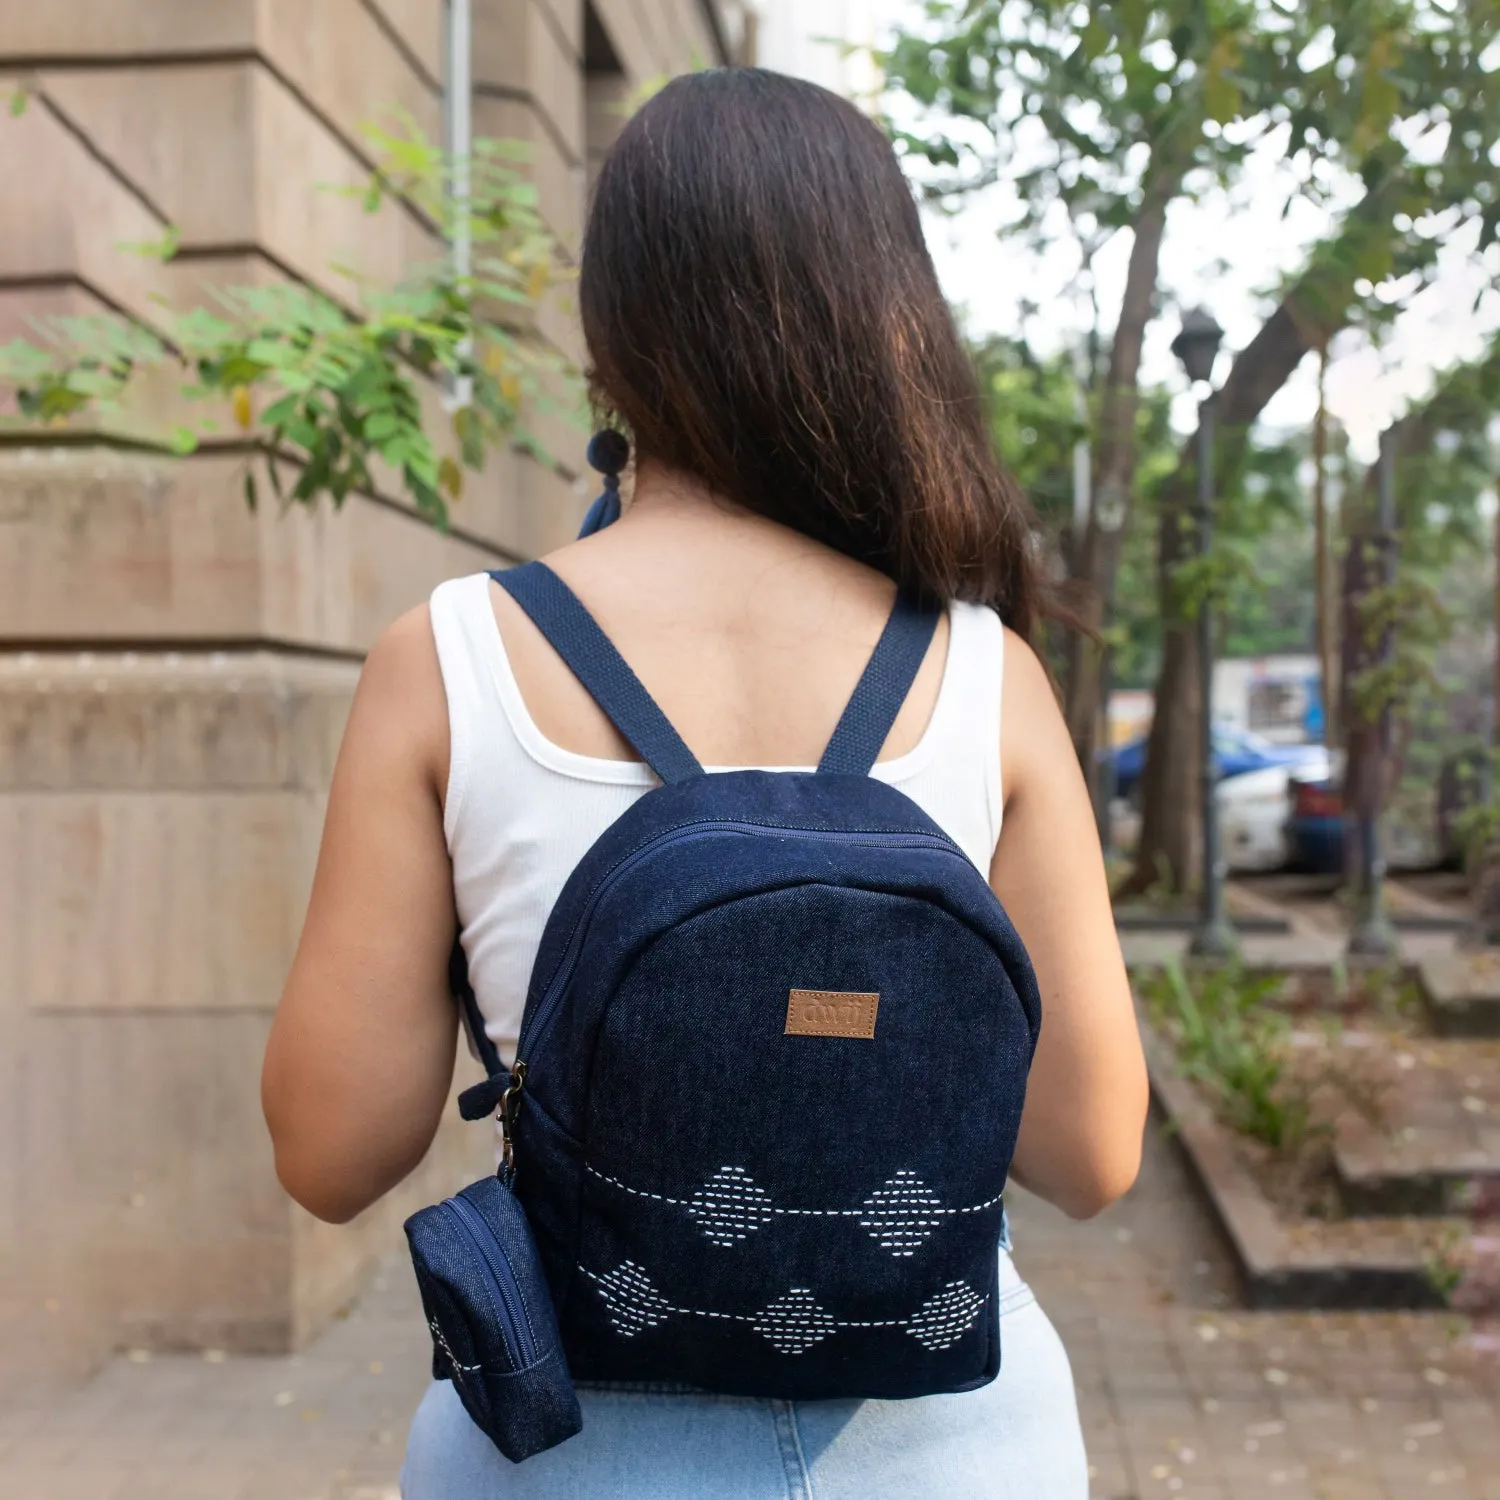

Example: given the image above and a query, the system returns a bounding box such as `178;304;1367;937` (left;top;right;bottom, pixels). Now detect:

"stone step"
1419;952;1500;1037
1246;1216;1469;1310
1113;881;1294;933
1332;1034;1500;1217
1143;1020;1484;1311
1385;878;1472;932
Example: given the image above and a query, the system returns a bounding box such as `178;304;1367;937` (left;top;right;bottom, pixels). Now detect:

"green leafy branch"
1344;572;1449;729
1166;537;1261;624
0;117;580;527
1454;781;1500;870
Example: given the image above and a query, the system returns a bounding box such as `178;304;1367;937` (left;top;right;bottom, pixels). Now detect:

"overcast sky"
925;124;1500;462
756;0;1500;465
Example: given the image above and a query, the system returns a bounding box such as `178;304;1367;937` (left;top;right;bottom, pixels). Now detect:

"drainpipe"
445;0;473;410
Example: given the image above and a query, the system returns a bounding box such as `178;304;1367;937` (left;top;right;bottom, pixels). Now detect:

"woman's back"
262;64;1147;1499
434;491;1008;1071
496;491;949;773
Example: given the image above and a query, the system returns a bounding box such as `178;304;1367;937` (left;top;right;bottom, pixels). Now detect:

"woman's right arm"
990;631;1147;1219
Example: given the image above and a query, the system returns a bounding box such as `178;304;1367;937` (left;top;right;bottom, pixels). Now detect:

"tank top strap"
917;601;1006;868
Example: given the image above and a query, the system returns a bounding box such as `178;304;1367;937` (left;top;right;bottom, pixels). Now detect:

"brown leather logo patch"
785;989;880;1039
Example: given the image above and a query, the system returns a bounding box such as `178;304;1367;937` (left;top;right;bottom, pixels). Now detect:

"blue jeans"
401;1248;1086;1498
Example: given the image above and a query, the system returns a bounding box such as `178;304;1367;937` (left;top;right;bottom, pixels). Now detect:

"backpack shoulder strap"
489;562;704;785
449;939;502;1076
451;942;524;1117
818;595;943;776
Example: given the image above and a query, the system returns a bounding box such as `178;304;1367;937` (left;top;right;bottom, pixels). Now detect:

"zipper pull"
499;1061;527;1174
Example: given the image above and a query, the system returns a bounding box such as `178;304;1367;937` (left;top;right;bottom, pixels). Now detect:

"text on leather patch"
785;989;880;1039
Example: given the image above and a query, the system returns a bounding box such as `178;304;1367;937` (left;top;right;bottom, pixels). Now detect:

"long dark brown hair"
580;67;1061;640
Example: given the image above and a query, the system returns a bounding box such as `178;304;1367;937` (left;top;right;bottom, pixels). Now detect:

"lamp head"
1171;306;1225;388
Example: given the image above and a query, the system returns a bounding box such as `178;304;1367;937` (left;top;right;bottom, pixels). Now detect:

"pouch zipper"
514;821;966;1067
441;1193;539;1367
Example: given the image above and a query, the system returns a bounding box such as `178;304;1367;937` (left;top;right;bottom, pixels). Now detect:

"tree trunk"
1490;458;1499;747
1340;536;1388;886
1064;172;1179;791
1127;495;1203;894
1123;227;1374;895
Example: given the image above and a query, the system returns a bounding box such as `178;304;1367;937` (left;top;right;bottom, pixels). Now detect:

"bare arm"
992;631;1147;1219
262;606;460;1224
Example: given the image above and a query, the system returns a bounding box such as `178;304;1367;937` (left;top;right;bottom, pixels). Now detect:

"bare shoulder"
359;603;445;703
346;603;450;793
365;602;442;673
1000;626;1056;706
999;627;1074;794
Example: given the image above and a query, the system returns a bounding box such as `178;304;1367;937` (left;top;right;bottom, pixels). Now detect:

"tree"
969;330;1315;698
1340;338;1500;894
883;0;1363;784
1129;0;1500;893
0;118;575;525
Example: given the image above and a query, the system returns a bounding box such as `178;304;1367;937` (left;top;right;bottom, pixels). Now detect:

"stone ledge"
1333;1035;1500;1218
1142;1019;1459;1310
1420;952;1500;1038
1114;885;1294;935
0;649;358;792
1114;912;1292;934
0;446;508;650
1385;878;1473;932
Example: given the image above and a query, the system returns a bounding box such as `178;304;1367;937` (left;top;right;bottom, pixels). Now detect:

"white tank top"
430;572;1007;1069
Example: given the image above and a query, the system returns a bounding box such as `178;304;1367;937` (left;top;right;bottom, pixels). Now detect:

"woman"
264;67;1146;1498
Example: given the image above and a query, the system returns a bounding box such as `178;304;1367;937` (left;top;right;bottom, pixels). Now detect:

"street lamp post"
1095;476;1128;851
1172;309;1237;960
1069;360;1107;846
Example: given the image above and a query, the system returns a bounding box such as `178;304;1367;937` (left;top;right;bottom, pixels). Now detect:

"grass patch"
1140;961;1389;1216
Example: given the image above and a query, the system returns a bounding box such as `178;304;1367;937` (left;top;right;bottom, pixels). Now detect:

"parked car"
1107;724;1330;805
1286;752;1445;874
1109;763;1300;873
1220;766;1298;872
1286;765;1343;873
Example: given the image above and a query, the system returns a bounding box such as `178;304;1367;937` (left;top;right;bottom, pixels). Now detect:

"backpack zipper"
513;821;967;1073
440;1192;539;1368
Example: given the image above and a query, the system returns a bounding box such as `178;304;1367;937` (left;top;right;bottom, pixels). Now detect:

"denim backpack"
406;552;1041;1462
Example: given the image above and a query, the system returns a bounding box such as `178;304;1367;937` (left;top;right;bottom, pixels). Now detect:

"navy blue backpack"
406;495;1041;1462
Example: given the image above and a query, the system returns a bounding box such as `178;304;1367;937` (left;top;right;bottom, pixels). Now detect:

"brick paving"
4;1120;1498;1499
1031;1117;1500;1499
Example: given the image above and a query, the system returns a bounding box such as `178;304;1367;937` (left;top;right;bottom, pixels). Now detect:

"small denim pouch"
404;1169;582;1463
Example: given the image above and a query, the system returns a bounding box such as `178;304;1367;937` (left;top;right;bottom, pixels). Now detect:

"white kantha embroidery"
585;1164;1003;1257
582;1260;987;1355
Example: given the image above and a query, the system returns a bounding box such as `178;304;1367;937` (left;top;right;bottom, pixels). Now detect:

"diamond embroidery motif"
906;1282;986;1351
858;1170;945;1257
687;1166;777;1247
751;1289;838;1355
586;1161;1005;1259
582;1261;989;1356
589;1260;676;1337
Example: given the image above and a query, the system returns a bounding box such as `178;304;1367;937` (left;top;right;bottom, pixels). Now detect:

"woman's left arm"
262;605;461;1224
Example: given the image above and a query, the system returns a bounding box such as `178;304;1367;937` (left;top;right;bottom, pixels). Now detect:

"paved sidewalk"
4;1121;1498;1499
1117;925;1462;974
1032;1126;1500;1499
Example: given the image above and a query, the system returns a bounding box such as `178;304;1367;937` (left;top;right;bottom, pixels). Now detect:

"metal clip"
498;1060;527;1173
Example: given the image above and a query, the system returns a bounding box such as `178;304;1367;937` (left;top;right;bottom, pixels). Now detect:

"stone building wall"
0;0;746;1383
